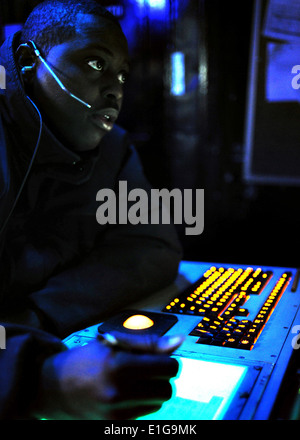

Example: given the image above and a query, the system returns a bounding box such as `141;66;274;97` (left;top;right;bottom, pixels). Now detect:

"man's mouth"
91;108;119;132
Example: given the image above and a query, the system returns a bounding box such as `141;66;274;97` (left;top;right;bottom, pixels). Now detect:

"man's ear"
15;43;38;82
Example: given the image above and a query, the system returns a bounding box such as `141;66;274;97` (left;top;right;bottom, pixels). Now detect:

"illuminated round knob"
123;314;154;330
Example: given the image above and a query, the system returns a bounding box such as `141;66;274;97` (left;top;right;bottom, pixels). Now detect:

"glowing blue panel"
136;0;167;10
138;357;247;420
4;23;23;39
171;52;186;96
106;5;125;18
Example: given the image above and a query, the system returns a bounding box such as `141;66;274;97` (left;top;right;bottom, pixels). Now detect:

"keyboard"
163;266;292;350
63;261;300;420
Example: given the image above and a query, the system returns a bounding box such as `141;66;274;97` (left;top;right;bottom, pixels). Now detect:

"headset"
0;40;92;237
23;40;92;109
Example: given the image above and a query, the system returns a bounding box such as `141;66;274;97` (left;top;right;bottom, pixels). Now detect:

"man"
0;0;183;419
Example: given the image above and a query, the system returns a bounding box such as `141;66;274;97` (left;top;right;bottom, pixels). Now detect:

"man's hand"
34;333;184;420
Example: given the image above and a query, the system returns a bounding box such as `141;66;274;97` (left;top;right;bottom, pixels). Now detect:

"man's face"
31;14;129;152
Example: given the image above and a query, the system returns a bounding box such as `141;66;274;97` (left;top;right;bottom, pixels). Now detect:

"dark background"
1;0;299;268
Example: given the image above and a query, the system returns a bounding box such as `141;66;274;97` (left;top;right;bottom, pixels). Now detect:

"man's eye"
118;72;129;85
87;59;104;71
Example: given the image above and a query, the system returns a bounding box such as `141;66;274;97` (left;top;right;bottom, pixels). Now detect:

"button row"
189;272;292;350
163;266;273;318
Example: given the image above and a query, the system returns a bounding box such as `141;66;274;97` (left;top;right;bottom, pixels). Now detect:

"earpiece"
18;40;92;108
21;65;35;75
17;42;38;77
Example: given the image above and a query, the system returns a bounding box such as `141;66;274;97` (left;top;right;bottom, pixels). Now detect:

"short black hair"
20;0;121;56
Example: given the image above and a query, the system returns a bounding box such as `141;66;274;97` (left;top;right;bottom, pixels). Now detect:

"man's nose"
101;76;123;102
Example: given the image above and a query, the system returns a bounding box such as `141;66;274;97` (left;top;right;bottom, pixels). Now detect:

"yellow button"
123;314;154;330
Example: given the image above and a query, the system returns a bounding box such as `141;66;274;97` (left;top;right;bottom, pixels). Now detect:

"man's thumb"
98;331;185;354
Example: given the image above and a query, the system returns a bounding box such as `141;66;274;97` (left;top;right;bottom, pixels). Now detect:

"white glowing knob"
123;314;154;330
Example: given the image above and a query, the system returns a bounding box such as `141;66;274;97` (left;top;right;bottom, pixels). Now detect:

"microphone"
27;40;92;109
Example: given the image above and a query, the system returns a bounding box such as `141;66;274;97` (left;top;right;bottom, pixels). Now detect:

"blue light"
106;5;124;18
3;23;23;39
171;52;186;96
136;0;167;10
120;0;190;50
